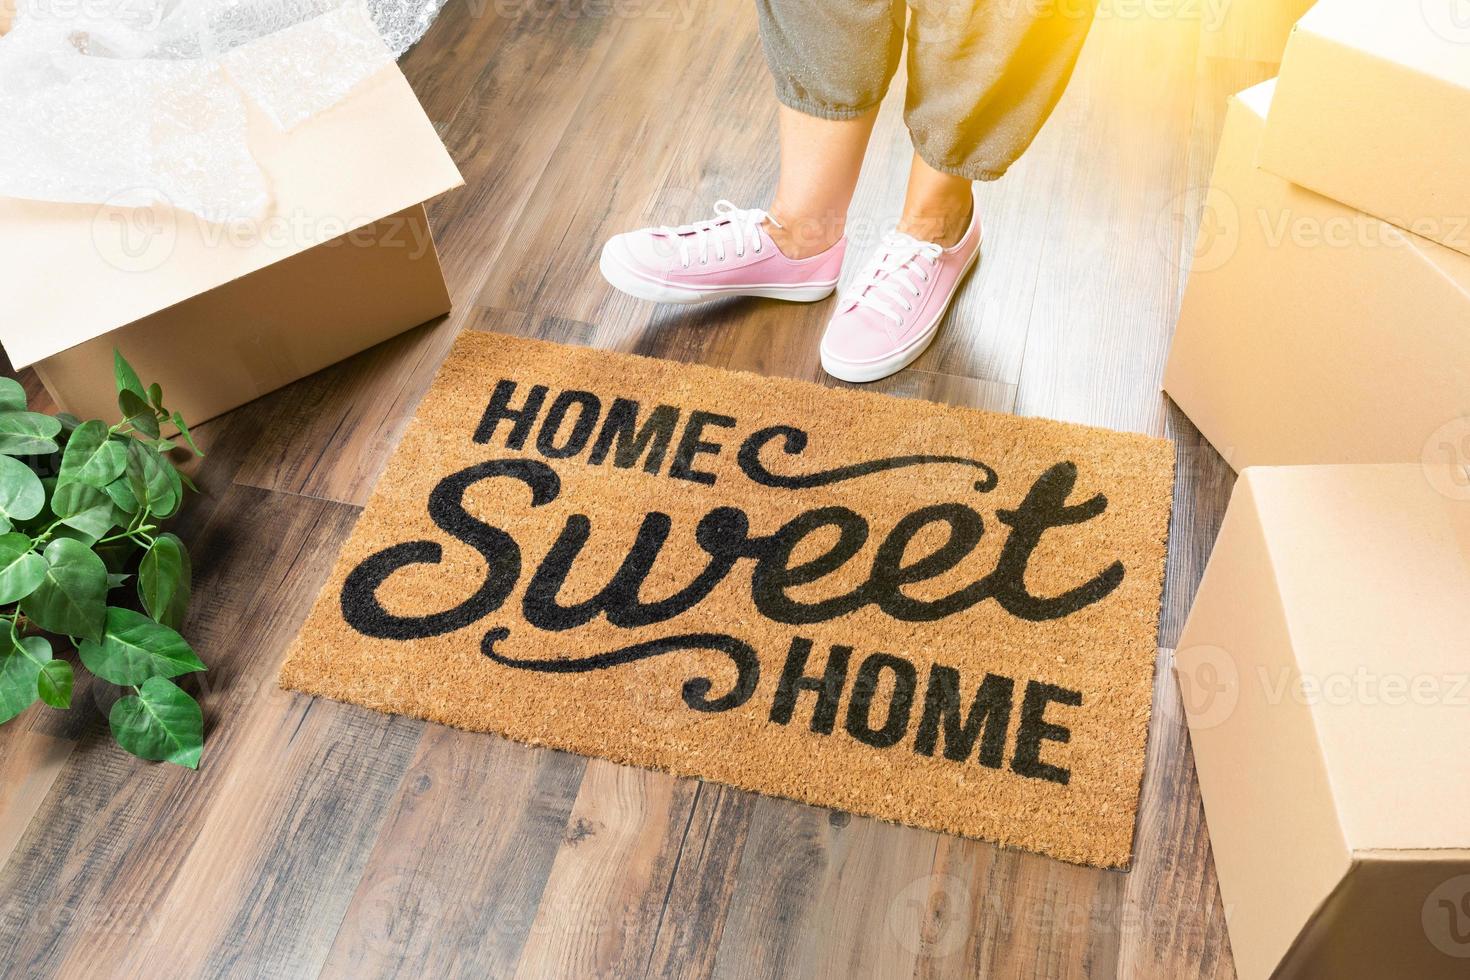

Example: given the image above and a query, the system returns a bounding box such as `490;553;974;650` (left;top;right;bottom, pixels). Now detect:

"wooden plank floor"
0;0;1310;975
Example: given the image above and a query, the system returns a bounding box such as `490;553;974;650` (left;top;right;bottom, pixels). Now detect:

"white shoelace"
847;232;944;329
659;200;778;268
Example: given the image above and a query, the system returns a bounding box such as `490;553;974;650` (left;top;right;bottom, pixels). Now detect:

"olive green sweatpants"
755;0;1096;180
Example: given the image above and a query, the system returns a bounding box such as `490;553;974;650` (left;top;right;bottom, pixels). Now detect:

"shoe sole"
600;245;837;305
820;241;983;384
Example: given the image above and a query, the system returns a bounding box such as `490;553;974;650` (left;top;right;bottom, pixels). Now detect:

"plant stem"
28;518;65;548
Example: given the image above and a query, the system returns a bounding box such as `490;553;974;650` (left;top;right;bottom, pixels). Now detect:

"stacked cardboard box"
1165;0;1470;470
1168;2;1470;977
1176;465;1470;980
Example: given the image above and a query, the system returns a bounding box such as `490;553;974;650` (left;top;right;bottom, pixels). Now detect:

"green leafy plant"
0;352;206;767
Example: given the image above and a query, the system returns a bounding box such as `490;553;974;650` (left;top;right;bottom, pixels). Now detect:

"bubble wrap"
0;0;447;222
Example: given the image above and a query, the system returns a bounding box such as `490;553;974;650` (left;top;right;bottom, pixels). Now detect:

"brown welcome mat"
281;331;1174;868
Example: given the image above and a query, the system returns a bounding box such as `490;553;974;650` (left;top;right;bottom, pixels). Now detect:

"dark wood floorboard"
0;0;1314;975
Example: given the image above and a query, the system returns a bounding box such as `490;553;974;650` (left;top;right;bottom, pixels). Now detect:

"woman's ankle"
764;206;844;259
897;196;975;248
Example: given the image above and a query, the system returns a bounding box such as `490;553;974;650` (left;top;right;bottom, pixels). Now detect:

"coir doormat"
281;331;1174;868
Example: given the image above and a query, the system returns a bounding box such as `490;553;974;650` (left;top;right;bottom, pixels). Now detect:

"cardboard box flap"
1249;465;1470;853
1291;0;1470;90
0;62;462;369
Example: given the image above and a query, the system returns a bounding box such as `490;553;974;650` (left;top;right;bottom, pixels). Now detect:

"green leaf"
107;571;132;589
55;412;81;435
58;421;128;488
160;465;183;519
102;476;140;514
114;350;146;401
126;440;177;517
118;389;161;440
110;676;202;768
0;455;45;529
37;659;73;709
0;635;50;724
78;607;204;685
0;411;61;456
0;378;27;412
50;482;116;542
147;383;165;412
19;538;108;642
170;412;204;458
0;532;46;604
138;533;191;631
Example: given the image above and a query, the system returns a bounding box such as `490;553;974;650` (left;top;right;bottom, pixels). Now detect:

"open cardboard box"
1259;0;1470;259
0;56;462;428
1163;79;1470;470
1175;463;1470;979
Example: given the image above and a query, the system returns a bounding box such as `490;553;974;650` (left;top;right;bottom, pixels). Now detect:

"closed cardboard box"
1259;0;1470;259
0;58;462;428
1163;79;1470;470
1175;463;1470;979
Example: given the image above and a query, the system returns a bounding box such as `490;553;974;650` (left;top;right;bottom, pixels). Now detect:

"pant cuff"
772;83;885;122
911;139;1006;182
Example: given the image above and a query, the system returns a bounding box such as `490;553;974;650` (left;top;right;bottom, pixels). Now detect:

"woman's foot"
819;195;982;383
600;200;846;305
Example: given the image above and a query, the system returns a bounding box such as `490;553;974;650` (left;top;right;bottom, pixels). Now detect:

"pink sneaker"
819;202;982;383
600;200;845;304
